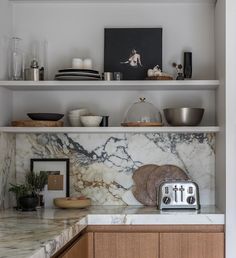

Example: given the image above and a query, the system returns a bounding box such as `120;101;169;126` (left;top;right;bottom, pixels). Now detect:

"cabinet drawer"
94;232;159;258
160;232;224;258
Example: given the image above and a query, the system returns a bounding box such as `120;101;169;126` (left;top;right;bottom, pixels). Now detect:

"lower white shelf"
0;126;220;133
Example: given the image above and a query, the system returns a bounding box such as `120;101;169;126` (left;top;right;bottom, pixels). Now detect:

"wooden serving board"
132;164;159;206
147;165;189;204
121;122;163;127
12;120;64;127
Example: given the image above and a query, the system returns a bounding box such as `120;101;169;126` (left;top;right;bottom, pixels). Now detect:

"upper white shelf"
0;126;220;134
9;0;216;4
0;80;219;91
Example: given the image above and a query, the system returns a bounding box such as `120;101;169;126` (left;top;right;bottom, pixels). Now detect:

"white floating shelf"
0;80;219;91
0;126;220;134
9;0;216;4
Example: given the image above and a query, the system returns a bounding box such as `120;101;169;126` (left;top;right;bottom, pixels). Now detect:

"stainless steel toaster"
158;180;200;210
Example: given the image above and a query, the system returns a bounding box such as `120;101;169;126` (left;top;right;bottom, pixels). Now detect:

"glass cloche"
122;97;162;126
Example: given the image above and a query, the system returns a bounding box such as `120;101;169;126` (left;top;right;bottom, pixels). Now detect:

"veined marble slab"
0;206;224;258
0;133;16;210
16;132;215;206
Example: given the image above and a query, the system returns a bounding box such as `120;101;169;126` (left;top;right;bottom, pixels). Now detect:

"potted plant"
9;171;48;211
25;170;48;209
9;183;30;210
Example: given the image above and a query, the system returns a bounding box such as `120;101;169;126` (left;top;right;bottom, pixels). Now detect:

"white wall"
0;0;12;80
225;0;236;257
12;2;215;80
0;1;13;126
215;0;225;212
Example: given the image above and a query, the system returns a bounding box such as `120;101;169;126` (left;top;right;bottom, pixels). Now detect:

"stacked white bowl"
68;108;89;126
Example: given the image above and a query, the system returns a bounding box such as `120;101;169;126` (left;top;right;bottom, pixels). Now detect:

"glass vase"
9;37;24;80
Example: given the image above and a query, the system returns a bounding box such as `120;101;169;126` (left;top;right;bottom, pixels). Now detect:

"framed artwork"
104;28;163;80
30;158;70;208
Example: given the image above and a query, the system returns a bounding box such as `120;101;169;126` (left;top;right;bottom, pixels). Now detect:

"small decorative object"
172;62;184;80
184;52;192;79
104;28;162;80
72;58;83;69
30;159;70;208
147;65;173;80
8;37;24;80
24;40;47;81
113;72;123;80
99;116;109;127
83;58;93;69
103;72;113;81
122;97;162;127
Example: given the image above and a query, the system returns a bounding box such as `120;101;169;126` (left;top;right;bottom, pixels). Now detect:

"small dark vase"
176;73;184;80
184;52;192;79
19;195;38;211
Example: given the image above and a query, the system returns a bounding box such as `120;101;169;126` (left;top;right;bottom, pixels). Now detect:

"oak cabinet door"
94;232;159;258
160;233;224;258
60;232;93;258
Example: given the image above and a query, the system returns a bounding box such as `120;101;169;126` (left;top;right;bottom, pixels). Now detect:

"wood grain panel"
59;232;93;258
94;232;159;258
160;233;224;258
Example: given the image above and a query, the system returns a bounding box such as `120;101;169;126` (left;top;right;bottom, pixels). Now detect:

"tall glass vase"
9;37;24;80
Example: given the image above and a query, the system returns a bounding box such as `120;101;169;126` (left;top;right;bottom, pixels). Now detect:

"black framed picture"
30;158;70;208
104;28;163;80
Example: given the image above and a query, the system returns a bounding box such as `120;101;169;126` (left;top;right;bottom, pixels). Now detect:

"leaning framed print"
104;28;163;80
30;158;70;208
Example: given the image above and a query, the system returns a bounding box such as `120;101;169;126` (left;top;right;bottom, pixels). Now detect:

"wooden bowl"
54;197;91;209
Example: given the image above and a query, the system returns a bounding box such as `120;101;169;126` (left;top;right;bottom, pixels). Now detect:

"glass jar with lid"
122;97;162;126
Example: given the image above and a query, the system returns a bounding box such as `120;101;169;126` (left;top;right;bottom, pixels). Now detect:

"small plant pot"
19;195;38;211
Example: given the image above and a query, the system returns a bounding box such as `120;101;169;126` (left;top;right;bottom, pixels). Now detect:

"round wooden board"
147;165;189;204
121;122;163;127
54;197;91;209
12;120;64;127
132;164;159;206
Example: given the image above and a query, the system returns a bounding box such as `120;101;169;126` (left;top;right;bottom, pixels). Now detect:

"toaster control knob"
162;196;171;204
187;196;195;204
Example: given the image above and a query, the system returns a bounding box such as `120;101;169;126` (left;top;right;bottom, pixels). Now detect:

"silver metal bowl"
163;108;204;126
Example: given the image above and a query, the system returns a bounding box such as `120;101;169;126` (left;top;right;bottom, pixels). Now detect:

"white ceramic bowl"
68;109;89;126
68;116;81;127
69;108;88;116
80;115;102;127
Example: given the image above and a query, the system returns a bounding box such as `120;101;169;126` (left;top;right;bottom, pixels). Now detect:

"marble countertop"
0;205;224;258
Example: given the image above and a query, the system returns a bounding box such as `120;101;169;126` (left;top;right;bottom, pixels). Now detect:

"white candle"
83;58;93;69
72;58;83;69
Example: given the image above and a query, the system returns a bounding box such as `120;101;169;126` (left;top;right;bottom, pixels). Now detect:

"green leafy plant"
25;171;48;193
9;171;48;209
9;183;32;209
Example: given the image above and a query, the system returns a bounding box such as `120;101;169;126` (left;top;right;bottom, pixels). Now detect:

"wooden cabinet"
94;232;159;258
54;226;224;258
59;233;93;258
160;233;224;258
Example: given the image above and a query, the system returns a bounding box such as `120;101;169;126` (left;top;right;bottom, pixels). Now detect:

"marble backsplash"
0;133;16;210
15;133;215;205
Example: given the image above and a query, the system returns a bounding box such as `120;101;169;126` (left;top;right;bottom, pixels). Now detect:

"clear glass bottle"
9;37;24;80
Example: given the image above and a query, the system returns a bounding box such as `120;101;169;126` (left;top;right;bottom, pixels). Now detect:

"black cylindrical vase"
184;52;192;79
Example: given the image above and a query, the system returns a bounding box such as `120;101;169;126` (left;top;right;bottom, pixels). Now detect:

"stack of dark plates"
55;69;101;81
